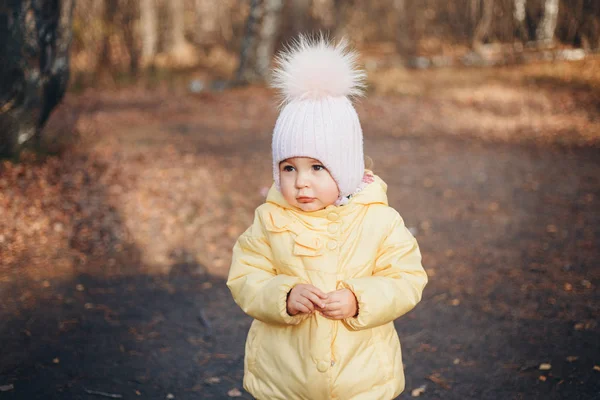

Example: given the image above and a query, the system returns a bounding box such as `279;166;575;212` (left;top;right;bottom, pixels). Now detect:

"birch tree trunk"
194;0;220;49
236;0;262;83
514;0;528;41
236;0;283;83
140;0;158;66
169;0;186;52
536;0;559;45
167;0;198;66
255;0;283;79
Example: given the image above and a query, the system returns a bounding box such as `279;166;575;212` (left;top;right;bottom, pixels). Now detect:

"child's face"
279;157;340;212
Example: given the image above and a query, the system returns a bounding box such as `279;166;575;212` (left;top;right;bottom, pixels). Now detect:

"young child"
227;36;428;400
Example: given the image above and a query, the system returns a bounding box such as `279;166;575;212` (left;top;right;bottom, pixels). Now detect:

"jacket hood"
266;172;388;214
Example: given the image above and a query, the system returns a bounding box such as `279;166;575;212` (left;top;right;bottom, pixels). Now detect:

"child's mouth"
297;197;315;204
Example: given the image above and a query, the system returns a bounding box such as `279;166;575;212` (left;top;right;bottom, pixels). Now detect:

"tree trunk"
468;0;480;34
167;0;198;66
122;0;140;74
536;0;559;45
97;0;119;73
236;0;263;83
514;0;528;41
194;0;220;49
169;0;186;51
473;0;494;50
333;0;353;39
0;0;75;158
140;0;157;66
394;0;419;62
254;0;283;80
290;0;311;34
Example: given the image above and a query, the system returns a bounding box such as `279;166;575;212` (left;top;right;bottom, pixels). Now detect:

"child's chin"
296;202;323;212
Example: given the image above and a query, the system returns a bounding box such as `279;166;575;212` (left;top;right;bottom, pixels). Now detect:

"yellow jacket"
227;174;427;399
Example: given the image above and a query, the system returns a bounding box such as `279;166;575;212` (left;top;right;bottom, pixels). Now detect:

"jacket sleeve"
339;211;427;331
227;208;309;326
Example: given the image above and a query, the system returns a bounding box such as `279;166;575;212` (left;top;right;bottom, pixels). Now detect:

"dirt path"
1;81;599;399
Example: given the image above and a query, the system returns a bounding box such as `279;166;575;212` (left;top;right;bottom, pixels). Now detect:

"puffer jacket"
227;174;428;400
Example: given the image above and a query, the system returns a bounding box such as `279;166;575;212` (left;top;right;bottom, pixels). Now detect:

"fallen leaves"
427;373;451;389
563;283;573;292
227;388;242;397
411;385;427;396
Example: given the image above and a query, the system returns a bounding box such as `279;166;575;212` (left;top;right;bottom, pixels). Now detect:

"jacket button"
327;224;339;234
327;240;338;250
317;360;329;372
327;212;339;221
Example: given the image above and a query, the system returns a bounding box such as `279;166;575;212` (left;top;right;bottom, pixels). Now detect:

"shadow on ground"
0;270;251;399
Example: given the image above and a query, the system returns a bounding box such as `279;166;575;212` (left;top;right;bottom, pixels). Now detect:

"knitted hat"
271;36;366;200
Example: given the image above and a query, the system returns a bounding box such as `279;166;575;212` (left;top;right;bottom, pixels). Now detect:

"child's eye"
312;165;325;171
282;165;295;172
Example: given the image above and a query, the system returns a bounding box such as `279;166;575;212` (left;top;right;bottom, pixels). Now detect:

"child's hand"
287;284;328;316
320;288;358;320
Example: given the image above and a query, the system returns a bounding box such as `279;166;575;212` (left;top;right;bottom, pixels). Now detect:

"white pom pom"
271;34;366;105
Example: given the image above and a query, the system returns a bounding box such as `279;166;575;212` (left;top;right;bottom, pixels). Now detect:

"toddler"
227;36;428;400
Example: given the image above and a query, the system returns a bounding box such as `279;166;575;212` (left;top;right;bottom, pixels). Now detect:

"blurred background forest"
72;0;600;87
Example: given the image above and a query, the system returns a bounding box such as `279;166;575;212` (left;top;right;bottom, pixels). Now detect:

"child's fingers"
307;286;328;299
294;303;311;314
303;292;327;309
323;299;342;308
297;297;315;312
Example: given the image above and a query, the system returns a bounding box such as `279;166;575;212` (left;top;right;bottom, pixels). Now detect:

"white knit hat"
271;36;366;200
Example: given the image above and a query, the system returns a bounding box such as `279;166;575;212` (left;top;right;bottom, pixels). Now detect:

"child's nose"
295;173;309;188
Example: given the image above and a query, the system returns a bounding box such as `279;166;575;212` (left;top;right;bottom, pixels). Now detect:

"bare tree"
290;0;312;34
473;0;494;50
236;0;262;83
122;0;140;74
97;0;119;73
536;0;559;45
469;0;480;33
236;0;283;83
195;0;221;49
394;0;419;62
514;0;528;41
169;0;186;52
140;0;158;66
255;0;283;78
